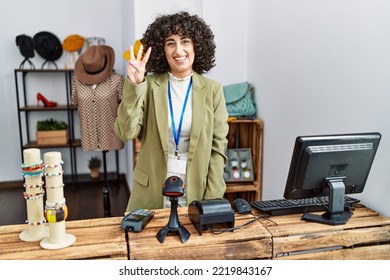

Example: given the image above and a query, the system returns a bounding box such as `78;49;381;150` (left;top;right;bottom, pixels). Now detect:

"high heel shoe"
36;92;58;107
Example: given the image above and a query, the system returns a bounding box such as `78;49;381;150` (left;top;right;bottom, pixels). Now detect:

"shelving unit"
14;69;120;185
133;118;263;202
224;118;263;202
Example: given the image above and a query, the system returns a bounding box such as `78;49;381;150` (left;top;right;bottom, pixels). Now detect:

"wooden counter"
127;207;271;260
259;204;390;260
0;204;389;260
0;207;272;260
0;217;127;260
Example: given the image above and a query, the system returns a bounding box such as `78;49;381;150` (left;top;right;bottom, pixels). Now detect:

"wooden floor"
0;174;130;226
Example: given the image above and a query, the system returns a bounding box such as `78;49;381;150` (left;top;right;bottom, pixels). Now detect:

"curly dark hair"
141;11;216;75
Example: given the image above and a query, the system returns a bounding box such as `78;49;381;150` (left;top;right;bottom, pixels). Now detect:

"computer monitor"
283;132;381;225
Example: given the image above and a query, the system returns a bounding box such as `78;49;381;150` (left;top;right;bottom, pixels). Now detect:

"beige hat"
75;45;114;85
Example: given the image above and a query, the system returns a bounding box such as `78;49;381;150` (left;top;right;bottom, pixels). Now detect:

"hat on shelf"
33;31;63;62
16;34;36;69
63;34;85;52
74;45;115;85
16;34;35;58
123;39;142;61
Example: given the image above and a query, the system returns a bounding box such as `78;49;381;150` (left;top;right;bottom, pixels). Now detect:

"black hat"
33;31;63;61
16;35;35;58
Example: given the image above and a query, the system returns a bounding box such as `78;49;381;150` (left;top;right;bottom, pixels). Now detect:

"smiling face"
164;34;195;78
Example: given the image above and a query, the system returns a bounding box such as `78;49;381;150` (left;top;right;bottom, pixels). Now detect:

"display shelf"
23;141;73;149
14;69;119;185
224;118;263;202
19;105;77;111
14;69;74;164
14;69;74;73
23;139;82;149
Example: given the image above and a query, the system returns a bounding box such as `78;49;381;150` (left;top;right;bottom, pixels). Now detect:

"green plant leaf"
36;118;68;131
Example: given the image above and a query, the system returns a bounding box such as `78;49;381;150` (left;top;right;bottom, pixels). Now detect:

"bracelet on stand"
23;189;45;200
23;182;44;189
25;219;46;225
21;161;45;177
45;183;65;189
44;170;64;177
22;169;44;177
22;162;44;172
21;160;43;169
44;160;64;169
46;198;66;209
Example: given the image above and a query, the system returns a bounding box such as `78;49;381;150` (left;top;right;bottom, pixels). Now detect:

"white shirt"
166;72;193;207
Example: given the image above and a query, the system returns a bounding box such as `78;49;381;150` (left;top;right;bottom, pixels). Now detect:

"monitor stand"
302;178;352;225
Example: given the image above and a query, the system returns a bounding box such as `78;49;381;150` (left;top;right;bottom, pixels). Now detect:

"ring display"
224;148;254;182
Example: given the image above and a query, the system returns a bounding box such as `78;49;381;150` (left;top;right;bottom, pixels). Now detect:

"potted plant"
88;156;101;178
36;118;68;145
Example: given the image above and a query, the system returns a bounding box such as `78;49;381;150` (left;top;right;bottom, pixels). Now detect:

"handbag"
223;81;257;117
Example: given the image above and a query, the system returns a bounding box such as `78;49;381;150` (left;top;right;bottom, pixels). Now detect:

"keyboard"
251;195;360;216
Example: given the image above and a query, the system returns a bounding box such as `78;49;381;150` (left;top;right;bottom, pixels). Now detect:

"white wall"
248;0;390;216
1;0;389;216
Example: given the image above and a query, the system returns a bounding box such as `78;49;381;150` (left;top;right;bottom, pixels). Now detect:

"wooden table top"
1;204;389;260
126;207;271;260
260;204;390;259
0;217;127;260
0;207;272;260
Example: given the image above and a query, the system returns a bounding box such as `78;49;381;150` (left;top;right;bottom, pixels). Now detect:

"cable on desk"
207;213;270;235
251;212;279;226
124;226;133;260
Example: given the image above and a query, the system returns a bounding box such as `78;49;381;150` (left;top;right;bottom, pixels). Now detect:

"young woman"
114;11;229;211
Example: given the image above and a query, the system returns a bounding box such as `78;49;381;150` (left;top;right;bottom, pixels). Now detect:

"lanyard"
168;77;192;156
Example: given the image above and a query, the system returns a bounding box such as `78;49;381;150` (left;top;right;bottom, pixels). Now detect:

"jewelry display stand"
40;151;76;250
19;148;48;241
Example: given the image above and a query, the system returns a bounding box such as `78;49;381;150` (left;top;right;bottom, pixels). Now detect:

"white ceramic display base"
19;226;49;242
40;233;76;250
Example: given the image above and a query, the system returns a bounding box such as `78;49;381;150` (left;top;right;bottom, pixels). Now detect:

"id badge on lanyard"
168;156;187;175
168;77;192;176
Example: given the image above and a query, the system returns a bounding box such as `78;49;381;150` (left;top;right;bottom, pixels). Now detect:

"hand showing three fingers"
127;44;152;85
